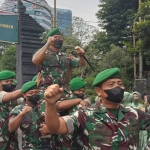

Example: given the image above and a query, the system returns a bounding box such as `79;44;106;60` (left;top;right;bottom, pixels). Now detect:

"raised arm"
32;37;54;66
45;84;68;135
8;106;32;132
57;99;84;111
2;90;23;103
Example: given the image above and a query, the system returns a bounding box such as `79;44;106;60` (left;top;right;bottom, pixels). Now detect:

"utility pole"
53;0;57;28
133;33;136;79
139;0;143;79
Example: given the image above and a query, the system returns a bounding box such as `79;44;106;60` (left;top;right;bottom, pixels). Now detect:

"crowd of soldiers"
1;27;150;150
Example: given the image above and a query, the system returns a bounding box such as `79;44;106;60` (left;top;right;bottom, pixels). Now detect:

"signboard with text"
0;13;18;43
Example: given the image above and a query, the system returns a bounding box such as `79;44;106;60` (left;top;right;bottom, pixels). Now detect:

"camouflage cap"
69;78;87;91
32;75;37;81
47;28;62;38
0;70;15;80
92;68;121;87
21;81;38;93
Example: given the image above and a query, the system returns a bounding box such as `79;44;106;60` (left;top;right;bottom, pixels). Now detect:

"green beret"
21;81;38;93
69;78;87;91
0;70;15;80
92;68;121;87
47;28;62;38
32;75;37;81
13;79;18;86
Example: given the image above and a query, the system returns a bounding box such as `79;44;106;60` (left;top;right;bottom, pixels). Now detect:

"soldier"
53;78;90;150
0;70;23;150
45;68;150;149
57;77;90;116
32;28;86;98
8;81;47;150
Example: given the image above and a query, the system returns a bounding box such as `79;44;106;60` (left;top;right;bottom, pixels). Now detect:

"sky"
47;0;100;27
0;0;100;27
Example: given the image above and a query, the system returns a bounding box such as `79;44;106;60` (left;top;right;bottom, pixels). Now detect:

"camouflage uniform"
38;99;53;150
0;91;19;150
53;94;91;150
9;101;43;150
8;98;23;150
38;49;79;98
62;102;150;150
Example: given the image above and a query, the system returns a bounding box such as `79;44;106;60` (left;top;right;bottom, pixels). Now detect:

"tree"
96;0;139;46
0;46;16;72
134;0;150;65
97;44;134;90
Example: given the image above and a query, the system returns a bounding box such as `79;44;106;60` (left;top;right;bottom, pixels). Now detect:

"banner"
0;13;18;43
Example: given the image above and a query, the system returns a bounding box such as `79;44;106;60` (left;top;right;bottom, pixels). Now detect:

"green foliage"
0;46;16;72
133;0;150;65
84;77;95;87
85;89;95;96
96;44;134;90
96;0;138;46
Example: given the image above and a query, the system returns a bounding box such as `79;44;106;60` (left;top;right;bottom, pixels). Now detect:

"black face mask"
104;86;124;103
54;39;63;49
27;94;40;105
2;84;14;92
75;94;84;100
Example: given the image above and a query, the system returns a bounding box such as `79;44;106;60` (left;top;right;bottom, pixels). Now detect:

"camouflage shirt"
62;103;150;150
38;49;79;98
9;101;43;150
0;91;12;149
53;94;91;150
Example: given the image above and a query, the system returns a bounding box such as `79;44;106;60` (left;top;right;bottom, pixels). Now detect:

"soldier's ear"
95;87;102;97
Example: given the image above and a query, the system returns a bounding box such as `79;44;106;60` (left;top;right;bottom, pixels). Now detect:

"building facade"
57;8;72;33
1;0;53;30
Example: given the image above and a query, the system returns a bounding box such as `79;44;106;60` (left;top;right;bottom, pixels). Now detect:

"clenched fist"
46;37;55;47
75;46;85;56
44;84;63;104
21;106;32;116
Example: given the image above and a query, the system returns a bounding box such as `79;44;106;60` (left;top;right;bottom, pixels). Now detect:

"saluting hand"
75;46;85;56
44;84;63;105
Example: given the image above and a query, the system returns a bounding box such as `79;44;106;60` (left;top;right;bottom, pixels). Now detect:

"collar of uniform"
95;103;130;121
47;48;62;55
94;102;130;114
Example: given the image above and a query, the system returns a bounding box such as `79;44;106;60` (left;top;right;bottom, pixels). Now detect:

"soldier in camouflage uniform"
45;68;150;150
0;70;23;150
32;73;53;150
8;81;44;150
32;28;86;98
53;78;90;150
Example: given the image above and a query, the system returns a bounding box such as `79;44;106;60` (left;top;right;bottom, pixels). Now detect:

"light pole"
53;0;57;28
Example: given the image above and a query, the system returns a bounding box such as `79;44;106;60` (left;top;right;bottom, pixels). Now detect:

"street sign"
0;13;18;43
